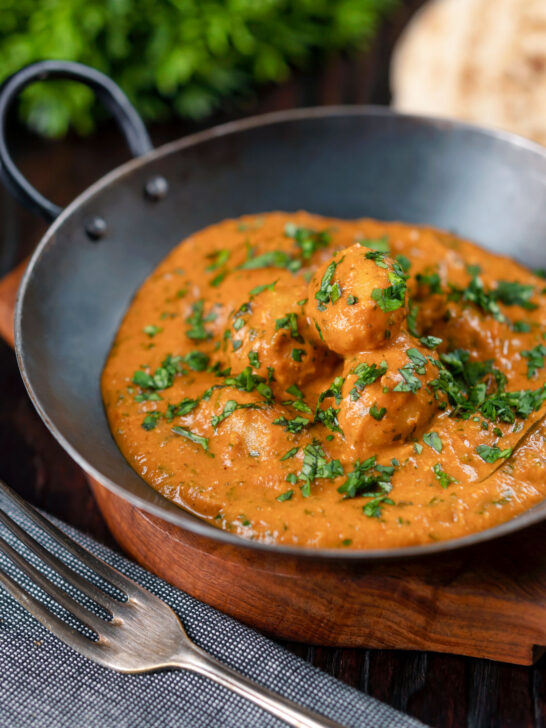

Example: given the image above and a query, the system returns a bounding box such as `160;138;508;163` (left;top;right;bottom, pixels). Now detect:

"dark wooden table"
0;4;545;726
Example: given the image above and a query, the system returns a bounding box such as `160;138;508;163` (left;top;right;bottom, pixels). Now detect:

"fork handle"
173;645;346;728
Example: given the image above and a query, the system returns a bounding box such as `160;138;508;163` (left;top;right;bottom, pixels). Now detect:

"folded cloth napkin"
0;489;427;728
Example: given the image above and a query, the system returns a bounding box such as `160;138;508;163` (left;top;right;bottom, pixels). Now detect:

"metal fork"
0;481;344;728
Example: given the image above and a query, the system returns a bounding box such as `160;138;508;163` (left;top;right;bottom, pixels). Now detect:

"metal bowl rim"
14;104;546;562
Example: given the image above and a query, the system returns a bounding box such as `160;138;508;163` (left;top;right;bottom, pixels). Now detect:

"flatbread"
391;0;546;147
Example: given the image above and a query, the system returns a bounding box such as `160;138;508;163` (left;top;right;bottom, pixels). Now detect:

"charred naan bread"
391;0;546;147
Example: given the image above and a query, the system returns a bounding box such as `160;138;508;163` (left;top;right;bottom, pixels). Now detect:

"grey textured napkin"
0;489;427;728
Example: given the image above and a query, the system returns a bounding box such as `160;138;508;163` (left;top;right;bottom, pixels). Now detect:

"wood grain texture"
0;258;25;346
89;476;546;665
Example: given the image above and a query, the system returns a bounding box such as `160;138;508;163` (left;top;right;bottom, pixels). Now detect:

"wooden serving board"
1;265;545;665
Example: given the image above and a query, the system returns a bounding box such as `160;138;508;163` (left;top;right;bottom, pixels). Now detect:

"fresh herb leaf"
433;463;457;488
280;447;299;461
143;324;163;337
358;236;390;253
363;496;395;518
338;456;393;499
298;441;344;497
205;249;230;271
291;348;306;362
171;426;210;452
493;281;537;310
420;335;442;349
347;294;358;305
249;280;277;297
272;415;311;433
476;444;513;463
239;250;301;273
416;271;442;294
166;398;199;419
407;300;420;337
423;432;443;453
350;361;388;400
184;351;210;371
275;313;304;343
315;259;342;311
521;344;546;378
371;265;407;313
142;412;161;430
370;403;387;420
284;223;331;259
185;299;215;340
276;489;294;502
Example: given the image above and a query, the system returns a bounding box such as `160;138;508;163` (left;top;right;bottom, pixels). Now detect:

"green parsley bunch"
0;0;397;137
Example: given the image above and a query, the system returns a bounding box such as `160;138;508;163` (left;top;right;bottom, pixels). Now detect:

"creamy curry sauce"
102;213;546;549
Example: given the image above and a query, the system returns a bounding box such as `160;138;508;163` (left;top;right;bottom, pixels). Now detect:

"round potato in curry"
102;212;546;549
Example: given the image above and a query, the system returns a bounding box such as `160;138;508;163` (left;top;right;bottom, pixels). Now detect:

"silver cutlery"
0;480;343;728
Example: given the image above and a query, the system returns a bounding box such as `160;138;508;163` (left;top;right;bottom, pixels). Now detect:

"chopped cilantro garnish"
249;280;277;297
184;351;210;371
512;321;532;333
211;400;262;430
476;444;513;463
273;415;311;433
407;300;420;337
395;254;411;274
166;398;199;419
185;300;215;340
314;320;324;342
420;335;442;349
347;294;358;305
315;405;343;434
317;376;345;406
141;412;161;430
413;442;423;455
521;344;546;378
248;351;260;368
350;361;387;400
224;366;273;401
291;348;306;362
275;313;304;343
338;456;393;499
393;364;422;393
171;426;210;452
423;432;443;453
284;223;331;259
449;274;505;322
363;496;395;518
493;281;537;310
365;250;389;270
280;447;299;461
416;271;442;294
206;249;230;271
276;489;294;502
315;259;342;311
298;441;344;497
143;325;163;337
406;348;428;371
432;463;457;488
132;354;185;392
370;403;387;420
371;261;407;313
358;236;390;253
239;250;301;273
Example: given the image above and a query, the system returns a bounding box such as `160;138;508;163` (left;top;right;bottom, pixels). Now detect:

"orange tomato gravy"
102;212;546;549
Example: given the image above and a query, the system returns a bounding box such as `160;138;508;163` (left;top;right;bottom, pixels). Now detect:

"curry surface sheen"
102;213;546;549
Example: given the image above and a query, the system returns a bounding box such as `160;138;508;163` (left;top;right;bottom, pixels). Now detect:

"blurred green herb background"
0;0;397;138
